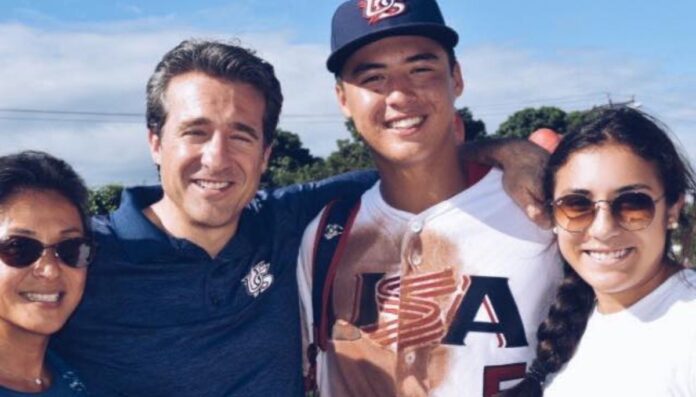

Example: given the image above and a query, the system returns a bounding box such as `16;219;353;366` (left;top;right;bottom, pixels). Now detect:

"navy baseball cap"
327;0;458;74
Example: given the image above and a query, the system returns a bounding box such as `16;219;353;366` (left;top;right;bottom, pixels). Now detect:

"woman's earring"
552;226;558;234
668;220;679;230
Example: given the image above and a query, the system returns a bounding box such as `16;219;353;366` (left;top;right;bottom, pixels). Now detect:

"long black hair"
497;106;696;397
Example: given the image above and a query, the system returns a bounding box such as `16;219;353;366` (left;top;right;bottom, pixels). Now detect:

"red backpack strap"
305;195;361;394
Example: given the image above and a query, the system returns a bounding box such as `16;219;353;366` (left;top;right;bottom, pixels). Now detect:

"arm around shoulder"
460;138;550;228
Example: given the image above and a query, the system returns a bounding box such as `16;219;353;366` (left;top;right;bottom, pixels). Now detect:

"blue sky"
0;1;694;185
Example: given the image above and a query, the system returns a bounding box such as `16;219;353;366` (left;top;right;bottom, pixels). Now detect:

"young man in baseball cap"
298;1;561;395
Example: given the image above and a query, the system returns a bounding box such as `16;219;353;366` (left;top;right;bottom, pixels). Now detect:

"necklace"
0;364;47;391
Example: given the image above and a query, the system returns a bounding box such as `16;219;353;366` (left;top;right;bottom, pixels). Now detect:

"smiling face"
336;35;463;168
553;143;683;313
148;71;271;237
0;189;87;336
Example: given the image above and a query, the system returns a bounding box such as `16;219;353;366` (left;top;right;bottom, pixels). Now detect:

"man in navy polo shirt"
51;38;545;397
51;40;381;397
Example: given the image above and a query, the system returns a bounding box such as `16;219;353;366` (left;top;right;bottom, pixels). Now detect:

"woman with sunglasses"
0;151;93;396
498;107;696;397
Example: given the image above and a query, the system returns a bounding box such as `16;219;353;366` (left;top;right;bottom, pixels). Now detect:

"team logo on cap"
359;0;407;24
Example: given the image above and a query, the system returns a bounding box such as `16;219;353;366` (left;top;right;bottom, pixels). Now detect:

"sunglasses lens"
613;192;656;231
55;238;93;268
553;195;596;232
0;237;44;268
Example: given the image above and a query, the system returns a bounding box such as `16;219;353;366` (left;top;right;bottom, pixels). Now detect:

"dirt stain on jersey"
397;230;460;394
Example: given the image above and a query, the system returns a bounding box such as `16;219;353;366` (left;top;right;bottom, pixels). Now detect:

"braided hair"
496;106;696;397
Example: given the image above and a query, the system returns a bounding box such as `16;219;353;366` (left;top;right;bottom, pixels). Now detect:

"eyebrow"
617;184;654;193
5;227;83;237
560;184;654;197
349;62;385;79
6;228;36;236
405;52;439;63
179;118;260;140
178;117;212;131
348;51;441;79
231;121;261;141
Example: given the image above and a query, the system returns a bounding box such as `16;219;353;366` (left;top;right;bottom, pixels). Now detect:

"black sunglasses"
0;236;95;269
550;191;664;233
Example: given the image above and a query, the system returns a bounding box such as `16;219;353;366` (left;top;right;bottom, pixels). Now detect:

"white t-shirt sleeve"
297;209;324;376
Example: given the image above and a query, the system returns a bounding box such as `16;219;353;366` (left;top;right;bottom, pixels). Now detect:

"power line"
0;92;632;125
0;93;608;119
470;92;607;110
0;108;142;117
0;116;142;124
0;115;346;125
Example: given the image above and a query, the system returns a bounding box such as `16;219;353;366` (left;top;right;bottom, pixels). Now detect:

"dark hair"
146;39;283;147
498;106;696;397
0;151;91;235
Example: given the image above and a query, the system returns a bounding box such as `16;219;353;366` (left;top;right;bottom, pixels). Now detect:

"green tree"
458;107;487;141
88;184;123;215
262;129;322;187
292;118;376;182
566;109;596;134
323;119;374;173
261;122;375;187
496;106;567;139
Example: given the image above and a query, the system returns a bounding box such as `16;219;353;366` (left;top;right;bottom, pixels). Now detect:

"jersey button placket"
409;220;424;234
406;219;425;269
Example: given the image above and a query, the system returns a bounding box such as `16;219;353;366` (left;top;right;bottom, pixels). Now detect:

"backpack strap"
304;195;361;394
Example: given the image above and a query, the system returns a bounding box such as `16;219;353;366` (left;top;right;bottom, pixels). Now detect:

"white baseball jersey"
298;169;562;397
545;269;696;397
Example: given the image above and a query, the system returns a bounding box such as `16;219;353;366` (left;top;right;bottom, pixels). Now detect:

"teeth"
195;180;231;190
388;116;424;129
22;292;61;303
587;249;631;261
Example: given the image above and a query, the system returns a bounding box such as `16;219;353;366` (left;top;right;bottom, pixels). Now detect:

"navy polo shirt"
52;172;376;397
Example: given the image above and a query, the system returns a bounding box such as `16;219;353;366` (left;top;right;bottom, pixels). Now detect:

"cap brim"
327;23;458;74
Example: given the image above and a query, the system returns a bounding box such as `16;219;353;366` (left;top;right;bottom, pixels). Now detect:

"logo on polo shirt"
63;371;87;392
360;0;407;24
242;261;274;298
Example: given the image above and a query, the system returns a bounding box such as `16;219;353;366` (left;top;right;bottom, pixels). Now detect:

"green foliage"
496;106;567;139
458;107;487;141
85;106;696;267
262;129;322;187
262;122;374;188
88;184;123;215
324;119;375;173
261;108;485;187
566;109;595;134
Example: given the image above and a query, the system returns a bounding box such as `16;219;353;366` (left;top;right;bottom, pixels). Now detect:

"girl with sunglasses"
498;107;696;396
0;151;93;396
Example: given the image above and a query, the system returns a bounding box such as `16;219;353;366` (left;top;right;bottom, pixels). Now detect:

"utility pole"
605;93;641;108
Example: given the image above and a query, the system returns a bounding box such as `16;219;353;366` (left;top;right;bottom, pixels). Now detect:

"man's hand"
460;138;551;228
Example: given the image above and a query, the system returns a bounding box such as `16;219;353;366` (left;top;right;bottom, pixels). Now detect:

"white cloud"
458;45;696;164
3;121;155;186
0;22;693;187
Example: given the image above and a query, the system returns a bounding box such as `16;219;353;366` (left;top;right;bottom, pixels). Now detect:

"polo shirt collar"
109;186;256;264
